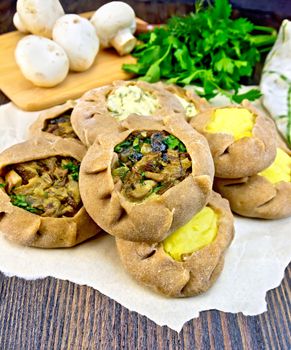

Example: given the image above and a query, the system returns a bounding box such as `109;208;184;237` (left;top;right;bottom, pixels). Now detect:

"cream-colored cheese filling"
107;86;160;121
174;94;197;117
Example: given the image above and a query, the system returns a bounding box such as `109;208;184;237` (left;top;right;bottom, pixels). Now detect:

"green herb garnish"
123;0;276;102
133;137;140;151
63;162;80;181
163;135;186;152
152;183;163;194
0;183;6;188
10;194;39;214
114;139;133;153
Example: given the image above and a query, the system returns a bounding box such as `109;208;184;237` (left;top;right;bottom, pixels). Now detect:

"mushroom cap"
90;1;136;47
15;35;69;87
13;12;29;33
17;0;64;38
53;14;100;72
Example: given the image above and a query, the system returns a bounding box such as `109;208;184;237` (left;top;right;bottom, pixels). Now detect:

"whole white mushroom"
53;14;100;72
90;1;137;56
15;35;69;87
13;12;29;33
17;0;64;38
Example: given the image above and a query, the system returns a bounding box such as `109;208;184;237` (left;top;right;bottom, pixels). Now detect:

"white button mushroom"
15;35;69;87
52;14;100;72
90;1;137;56
17;0;64;38
13;12;29;33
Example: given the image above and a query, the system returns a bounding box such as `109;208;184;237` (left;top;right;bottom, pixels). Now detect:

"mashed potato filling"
174;94;197;117
258;148;291;184
205;107;255;140
163;206;218;261
107;86;160;121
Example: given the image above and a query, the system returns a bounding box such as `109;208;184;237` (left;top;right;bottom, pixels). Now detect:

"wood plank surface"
0;267;290;349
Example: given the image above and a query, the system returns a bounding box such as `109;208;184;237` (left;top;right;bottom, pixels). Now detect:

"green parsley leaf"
114;139;133;153
163;135;186;152
62;161;80;181
10;194;39;214
122;0;277;102
231;89;262;103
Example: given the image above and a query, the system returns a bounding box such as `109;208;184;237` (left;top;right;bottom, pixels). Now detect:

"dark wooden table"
0;1;291;349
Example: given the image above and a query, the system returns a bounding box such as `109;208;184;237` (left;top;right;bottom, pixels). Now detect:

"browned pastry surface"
29;100;82;145
71;80;186;147
80;114;214;242
0;137;101;248
214;137;291;219
160;83;210;121
116;191;234;297
190;101;277;178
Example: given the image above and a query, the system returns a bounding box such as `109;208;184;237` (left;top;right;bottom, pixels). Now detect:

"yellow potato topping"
163;206;218;261
205;107;255;140
258;148;291;184
107;86;160;121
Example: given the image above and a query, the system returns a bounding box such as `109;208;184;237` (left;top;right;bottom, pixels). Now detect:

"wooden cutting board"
0;13;137;111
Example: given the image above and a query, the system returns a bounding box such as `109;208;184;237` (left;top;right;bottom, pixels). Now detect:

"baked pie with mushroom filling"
116;191;234;297
0;138;101;248
30;100;81;144
214;138;291;219
71;80;185;147
79;114;214;242
190;101;277;178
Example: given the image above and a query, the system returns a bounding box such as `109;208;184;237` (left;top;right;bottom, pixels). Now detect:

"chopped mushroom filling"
0;157;81;217
112;131;192;201
42;110;79;139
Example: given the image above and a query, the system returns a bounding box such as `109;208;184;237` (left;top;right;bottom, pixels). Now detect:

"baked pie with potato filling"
190;101;277;178
116;191;234;297
214;139;291;219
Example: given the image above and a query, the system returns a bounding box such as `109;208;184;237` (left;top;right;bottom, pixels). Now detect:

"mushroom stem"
110;28;137;56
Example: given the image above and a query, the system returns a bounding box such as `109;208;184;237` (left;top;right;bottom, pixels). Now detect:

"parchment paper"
0;102;290;332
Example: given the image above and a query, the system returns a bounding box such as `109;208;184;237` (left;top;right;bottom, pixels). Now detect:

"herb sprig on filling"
112;131;192;201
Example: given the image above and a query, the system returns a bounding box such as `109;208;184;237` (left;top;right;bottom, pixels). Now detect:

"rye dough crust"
190;101;277;178
79;114;214;243
0;137;101;248
116;191;234;297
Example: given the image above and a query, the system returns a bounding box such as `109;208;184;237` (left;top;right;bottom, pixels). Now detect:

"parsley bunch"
123;0;276;102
